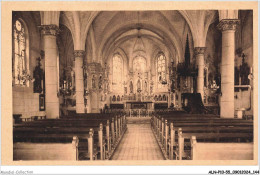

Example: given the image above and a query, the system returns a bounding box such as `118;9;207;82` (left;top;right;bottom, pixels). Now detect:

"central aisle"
111;121;164;160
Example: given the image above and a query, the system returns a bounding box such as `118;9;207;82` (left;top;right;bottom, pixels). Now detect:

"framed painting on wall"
39;94;45;111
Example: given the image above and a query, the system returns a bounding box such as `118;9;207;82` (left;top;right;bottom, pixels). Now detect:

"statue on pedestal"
137;79;141;92
92;75;96;89
144;80;147;92
240;54;250;85
33;57;43;93
130;81;133;93
98;75;102;90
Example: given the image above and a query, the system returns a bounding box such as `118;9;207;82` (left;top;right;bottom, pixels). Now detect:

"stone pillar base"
220;101;234;118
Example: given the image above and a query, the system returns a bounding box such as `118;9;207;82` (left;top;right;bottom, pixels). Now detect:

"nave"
11;10;255;162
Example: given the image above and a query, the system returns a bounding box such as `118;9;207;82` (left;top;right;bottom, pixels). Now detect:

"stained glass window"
157;53;166;85
112;54;123;85
13;19;29;86
133;56;146;73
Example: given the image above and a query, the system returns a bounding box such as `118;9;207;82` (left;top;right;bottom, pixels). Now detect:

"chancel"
12;10;254;161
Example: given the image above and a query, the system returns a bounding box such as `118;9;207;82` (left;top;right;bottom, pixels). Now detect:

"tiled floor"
111;123;164;160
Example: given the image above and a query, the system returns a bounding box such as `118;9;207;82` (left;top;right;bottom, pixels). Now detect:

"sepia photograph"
1;1;259;174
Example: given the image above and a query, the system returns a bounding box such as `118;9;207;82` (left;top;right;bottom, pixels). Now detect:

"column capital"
217;19;240;31
194;47;206;56
39;25;59;36
74;50;86;58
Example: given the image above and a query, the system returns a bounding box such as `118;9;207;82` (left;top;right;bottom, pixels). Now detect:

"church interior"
12;10;255;161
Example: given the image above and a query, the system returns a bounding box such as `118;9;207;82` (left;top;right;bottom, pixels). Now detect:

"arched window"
156;53;166;86
112;54;123;85
13;19;29;86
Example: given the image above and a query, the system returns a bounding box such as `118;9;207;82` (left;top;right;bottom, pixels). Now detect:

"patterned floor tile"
111;122;164;160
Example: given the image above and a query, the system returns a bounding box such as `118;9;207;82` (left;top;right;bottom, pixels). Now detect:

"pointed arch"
156;52;167;89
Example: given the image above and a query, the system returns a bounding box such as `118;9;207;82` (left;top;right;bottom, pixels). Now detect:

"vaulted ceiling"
39;10;220;67
91;11;190;65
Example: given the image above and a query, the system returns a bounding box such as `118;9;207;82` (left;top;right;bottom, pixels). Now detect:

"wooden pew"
60;114;127;155
172;123;252;159
14;112;127;160
14;120;105;160
151;120;252;160
190;136;253;160
13;125;97;160
61;113;127;149
14;136;80;161
60;117;113;154
152;114;253;137
17;113;127;160
151;113;253;160
176;128;253;160
61;115;128;158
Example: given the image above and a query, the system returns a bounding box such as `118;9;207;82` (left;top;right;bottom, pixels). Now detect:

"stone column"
195;47;206;101
217;19;240;118
74;50;85;113
40;25;59;118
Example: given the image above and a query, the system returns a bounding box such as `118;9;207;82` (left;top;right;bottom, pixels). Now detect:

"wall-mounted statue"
84;71;88;89
33;57;44;93
240;54;250;85
124;87;127;94
107;83;110;93
171;79;175;93
70;69;75;88
150;85;153;94
137;79;141;91
92;75;96;89
98;75;102;90
144;80;147;92
130;81;133;93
